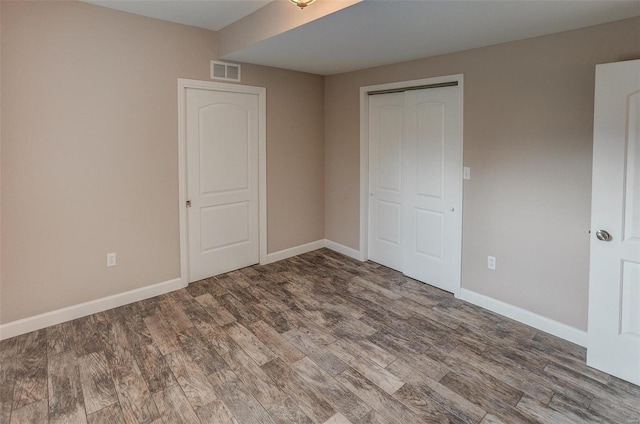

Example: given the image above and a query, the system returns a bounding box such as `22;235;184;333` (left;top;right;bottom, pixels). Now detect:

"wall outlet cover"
487;255;496;270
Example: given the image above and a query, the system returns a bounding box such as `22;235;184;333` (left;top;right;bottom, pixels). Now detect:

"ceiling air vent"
210;61;241;82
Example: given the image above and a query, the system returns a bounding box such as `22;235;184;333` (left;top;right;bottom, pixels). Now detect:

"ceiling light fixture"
290;0;315;9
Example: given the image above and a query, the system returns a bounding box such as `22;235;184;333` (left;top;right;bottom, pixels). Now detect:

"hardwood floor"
1;248;638;424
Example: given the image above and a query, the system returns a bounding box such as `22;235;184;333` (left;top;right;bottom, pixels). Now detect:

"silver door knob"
595;230;611;242
450;207;455;212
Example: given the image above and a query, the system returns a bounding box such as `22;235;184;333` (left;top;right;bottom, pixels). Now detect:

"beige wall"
241;64;325;253
324;17;640;331
0;1;3;301
0;1;324;323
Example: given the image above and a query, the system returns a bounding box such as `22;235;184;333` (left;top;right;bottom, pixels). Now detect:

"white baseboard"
264;240;326;264
0;248;587;351
0;277;185;340
1;239;358;340
264;239;364;264
324;239;363;261
458;288;588;347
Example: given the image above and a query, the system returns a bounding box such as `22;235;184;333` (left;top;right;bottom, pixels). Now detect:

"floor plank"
86;403;127;424
153;384;200;424
78;351;118;415
48;350;87;424
225;322;277;366
262;358;336;424
12;330;47;411
165;349;217;410
335;368;423;424
222;345;287;409
9;399;47;424
291;356;371;422
106;323;160;424
207;367;276;424
0;338;17;424
266;397;314;424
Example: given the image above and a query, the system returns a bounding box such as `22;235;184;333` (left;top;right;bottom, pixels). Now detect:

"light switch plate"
463;167;471;180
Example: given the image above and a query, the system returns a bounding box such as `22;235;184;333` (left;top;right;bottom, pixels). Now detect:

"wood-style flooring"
1;248;638;424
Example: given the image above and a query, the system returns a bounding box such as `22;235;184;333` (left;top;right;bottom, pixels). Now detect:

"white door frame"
359;74;464;296
178;79;267;285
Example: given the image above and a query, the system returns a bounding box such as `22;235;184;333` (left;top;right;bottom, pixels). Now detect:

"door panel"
415;209;444;259
416;102;445;199
588;59;640;386
377;200;401;244
200;202;250;251
368;93;405;271
624;92;640;241
377;106;403;191
186;88;259;282
621;261;640;336
198;104;250;194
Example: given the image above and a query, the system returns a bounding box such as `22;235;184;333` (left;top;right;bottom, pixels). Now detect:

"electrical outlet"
487;255;496;270
107;252;116;267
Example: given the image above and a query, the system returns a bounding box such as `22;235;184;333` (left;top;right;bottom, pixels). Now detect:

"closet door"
368;85;462;293
402;87;462;293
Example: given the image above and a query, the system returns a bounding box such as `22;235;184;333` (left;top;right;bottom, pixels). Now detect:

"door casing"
359;75;464;297
178;79;267;285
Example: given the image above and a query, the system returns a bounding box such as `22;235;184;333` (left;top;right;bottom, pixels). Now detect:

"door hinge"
186;200;191;208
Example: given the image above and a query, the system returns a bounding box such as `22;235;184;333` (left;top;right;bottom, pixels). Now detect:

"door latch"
186;200;191;208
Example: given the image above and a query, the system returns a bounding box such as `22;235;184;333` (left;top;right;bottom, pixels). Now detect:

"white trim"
359;74;464;295
458;288;588;347
324;239;362;261
0;278;184;340
177;79;267;283
258;88;268;266
265;240;326;264
263;239;364;264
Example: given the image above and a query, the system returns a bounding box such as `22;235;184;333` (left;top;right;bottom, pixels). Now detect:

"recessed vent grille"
210;61;241;82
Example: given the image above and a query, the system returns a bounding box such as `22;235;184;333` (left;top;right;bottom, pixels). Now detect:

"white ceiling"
87;0;640;75
87;0;272;31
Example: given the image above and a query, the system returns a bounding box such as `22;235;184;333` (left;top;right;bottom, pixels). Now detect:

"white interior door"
402;87;462;292
368;84;462;293
588;59;640;386
368;93;405;271
186;87;259;282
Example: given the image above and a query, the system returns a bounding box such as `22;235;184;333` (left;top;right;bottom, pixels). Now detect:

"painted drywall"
0;1;324;323
0;2;3;298
240;65;325;253
324;17;640;331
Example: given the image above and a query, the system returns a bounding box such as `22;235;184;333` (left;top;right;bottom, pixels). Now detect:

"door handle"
595;230;611;242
